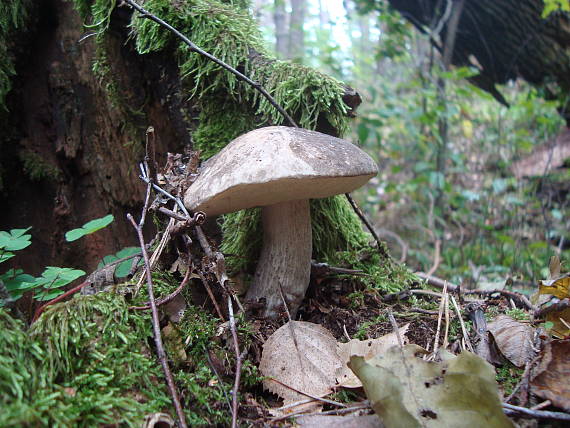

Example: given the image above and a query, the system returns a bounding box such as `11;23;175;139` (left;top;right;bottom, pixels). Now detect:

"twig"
432;281;449;356
387;309;403;348
377;228;409;263
502;402;570;421
271;402;368;422
127;169;187;428
535;298;570;319
426;238;441;277
121;0;297;128
130;269;192;311
32;280;91;323
345;193;388;258
135;217;174;294
504;355;540;405
416;272;535;310
228;296;242;428
197;271;225;321
449;295;473;352
266;377;348;409
204;344;232;412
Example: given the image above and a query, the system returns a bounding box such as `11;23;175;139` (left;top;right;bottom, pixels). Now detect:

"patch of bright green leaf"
98;247;142;278
542;0;570;17
65;214;114;242
23;267;85;301
0;227;31;251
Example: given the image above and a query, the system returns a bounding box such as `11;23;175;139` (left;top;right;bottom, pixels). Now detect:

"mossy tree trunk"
0;0;192;273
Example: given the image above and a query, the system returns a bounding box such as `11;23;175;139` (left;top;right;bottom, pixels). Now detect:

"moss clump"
1;294;171;427
2;287;255;426
18;150;62;182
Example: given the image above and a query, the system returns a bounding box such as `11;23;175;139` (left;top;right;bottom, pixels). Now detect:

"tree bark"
274;0;288;58
0;0;192;273
288;0;306;61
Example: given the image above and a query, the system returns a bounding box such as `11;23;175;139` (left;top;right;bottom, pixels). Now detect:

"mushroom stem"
246;199;312;318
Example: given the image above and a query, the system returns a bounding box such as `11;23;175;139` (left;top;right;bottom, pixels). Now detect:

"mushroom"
184;126;378;318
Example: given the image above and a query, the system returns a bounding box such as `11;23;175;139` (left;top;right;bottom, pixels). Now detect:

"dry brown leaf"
545;305;570;338
336;324;409;388
297;414;384;428
487;315;536;367
260;321;342;405
530;339;570;411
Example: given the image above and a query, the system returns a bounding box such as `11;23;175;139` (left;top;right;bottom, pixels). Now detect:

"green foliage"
65;214;114;242
344;4;569;286
495;363;524;396
2;215;113;304
21;267;86;301
18;150;62;182
0;0;34;109
542;0;570;17
97;246;142;278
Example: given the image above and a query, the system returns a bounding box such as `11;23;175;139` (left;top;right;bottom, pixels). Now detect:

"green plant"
542;0;570;17
97;246;142;278
65;214;114;241
1;215;115;305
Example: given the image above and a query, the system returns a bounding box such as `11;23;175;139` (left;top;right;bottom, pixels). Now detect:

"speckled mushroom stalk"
184;126;378;319
248;200;312;317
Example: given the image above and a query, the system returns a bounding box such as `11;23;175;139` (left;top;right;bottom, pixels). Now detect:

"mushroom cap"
184;126;378;216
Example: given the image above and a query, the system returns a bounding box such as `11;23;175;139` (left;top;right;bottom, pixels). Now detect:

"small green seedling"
65;214;114;242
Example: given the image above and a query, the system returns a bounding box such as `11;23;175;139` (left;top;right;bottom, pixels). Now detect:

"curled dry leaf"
259;321;342;405
487;315;536;367
350;345;514;428
530;339;570;412
336;324;409;388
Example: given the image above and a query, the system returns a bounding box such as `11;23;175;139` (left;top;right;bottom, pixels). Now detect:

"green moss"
18;150;62;182
495;363;524;397
2;287;259;426
1;294;171;427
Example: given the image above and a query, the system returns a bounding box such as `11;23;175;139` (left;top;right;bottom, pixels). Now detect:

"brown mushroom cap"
184;126;378;216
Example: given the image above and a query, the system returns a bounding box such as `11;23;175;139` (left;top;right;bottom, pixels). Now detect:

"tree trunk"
274;0;288;58
0;0;192;273
288;0;306;61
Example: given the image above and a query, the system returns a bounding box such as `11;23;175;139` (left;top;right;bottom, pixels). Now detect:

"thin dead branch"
130;269;192;311
416;272;535;310
228;296;242;428
128;164;187;428
502;403;570;421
